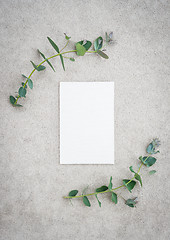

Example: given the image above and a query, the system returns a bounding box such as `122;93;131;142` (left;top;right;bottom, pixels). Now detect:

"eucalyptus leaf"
96;185;108;193
47;37;59;53
149;170;156;175
30;61;46;71
68;190;78;197
38;49;55;72
125;199;136;208
70;58;75;61
28;78;33;89
19;87;26;97
83;41;92;51
94;36;103;50
95;194;101;207
22;82;27;88
123;179;136;192
97;50;109;59
129;166;135;173
10;96;16;105
142;156;157;167
64;33;71;40
83;196;91;207
135;173;142;187
111;192;117;204
59;54;65;71
75;43;86;56
108;176;113;191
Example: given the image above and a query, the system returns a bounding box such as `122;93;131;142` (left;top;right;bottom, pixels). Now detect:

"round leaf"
123;179;136;192
75;43;86;56
142;156;157;167
94;36;103;50
10;96;16;105
19;87;26;97
68;190;78;197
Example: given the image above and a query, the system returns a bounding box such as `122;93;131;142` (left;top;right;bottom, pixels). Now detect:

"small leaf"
139;156;143;161
125;199;136;208
70;58;75;61
64;33;71;40
22;82;27;88
135;173;142;187
96;185;108;193
47;37;59;53
111;192;117;204
68;190;78;197
10;96;16;105
83;41;92;51
95;194;101;207
142;156;157;167
38;49;55;72
97;50;109;59
19;87;26;97
123;179;136;192
59;54;65;71
28;78;33;89
30;61;46;71
129;166;135;173
149;170;156;175
83;196;91;207
108;176;112;191
75;43;86;56
94;36;103;50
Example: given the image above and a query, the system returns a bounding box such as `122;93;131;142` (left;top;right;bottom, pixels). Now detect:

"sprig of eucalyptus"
64;139;160;208
9;32;114;107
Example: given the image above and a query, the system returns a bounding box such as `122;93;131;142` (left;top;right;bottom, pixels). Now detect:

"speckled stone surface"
0;0;169;239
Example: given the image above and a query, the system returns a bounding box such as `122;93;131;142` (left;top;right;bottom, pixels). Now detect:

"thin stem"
60;40;69;52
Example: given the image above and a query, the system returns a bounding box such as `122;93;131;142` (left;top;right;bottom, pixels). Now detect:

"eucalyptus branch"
64;139;160;208
10;33;112;107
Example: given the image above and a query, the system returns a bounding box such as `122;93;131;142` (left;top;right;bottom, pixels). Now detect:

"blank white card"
60;82;114;164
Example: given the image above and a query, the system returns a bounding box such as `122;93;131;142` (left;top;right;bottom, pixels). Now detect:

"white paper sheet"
60;82;114;164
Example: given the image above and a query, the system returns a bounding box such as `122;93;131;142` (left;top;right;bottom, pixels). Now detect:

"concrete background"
0;0;170;239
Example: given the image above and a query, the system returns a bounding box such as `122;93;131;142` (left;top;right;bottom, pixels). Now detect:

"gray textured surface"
0;0;170;239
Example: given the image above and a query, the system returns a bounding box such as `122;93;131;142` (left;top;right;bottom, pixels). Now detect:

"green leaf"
59;54;65;71
129;166;135;173
28;78;33;89
83;196;91;207
142;156;157;167
149;170;156;175
22;82;27;88
94;36;103;50
97;50;109;59
68;190;78;197
135;173;142;187
123;179;136;192
83;41;92;51
111;192;117;204
139;156;143;161
96;185;108;193
22;75;33;89
125;199;136;208
19;87;26;97
64;33;71;40
75;43;86;56
70;58;75;61
95;194;101;207
10;96;16;105
30;61;46;71
38;49;55;72
146;140;160;154
108;176;112;191
47;37;59;53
